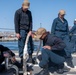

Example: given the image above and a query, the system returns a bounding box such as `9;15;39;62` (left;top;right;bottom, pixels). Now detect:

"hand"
3;52;10;58
16;33;21;39
28;31;32;36
31;33;36;38
43;45;51;50
11;56;16;63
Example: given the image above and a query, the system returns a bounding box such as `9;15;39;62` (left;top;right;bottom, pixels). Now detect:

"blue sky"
0;0;76;31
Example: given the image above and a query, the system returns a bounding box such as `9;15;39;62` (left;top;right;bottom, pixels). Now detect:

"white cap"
74;19;76;21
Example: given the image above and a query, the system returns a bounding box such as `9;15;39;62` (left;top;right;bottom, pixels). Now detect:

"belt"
55;29;67;32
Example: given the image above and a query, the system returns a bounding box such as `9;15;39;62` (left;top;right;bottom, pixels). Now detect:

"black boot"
20;58;23;68
27;54;32;63
56;63;64;74
35;64;49;75
66;57;74;68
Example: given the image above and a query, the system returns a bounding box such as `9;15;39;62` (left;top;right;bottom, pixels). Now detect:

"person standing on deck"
69;19;76;53
14;0;34;64
51;9;74;68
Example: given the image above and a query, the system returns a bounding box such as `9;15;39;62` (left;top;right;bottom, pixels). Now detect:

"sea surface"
0;41;40;51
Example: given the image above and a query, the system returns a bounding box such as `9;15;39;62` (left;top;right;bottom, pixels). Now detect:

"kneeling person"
31;28;67;75
0;45;21;72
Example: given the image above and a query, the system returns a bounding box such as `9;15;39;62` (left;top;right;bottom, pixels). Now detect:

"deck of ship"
0;51;76;75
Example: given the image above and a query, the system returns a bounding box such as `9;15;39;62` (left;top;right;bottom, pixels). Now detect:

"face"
74;21;76;25
40;36;44;40
40;34;46;40
22;5;28;12
59;14;65;19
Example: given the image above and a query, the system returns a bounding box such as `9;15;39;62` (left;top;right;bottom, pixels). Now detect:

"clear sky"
0;0;76;31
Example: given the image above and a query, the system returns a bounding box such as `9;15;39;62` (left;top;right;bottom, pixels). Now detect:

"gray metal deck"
0;51;76;75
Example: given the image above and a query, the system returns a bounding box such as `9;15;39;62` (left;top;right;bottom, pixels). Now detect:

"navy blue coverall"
39;32;66;69
69;24;76;52
51;17;72;57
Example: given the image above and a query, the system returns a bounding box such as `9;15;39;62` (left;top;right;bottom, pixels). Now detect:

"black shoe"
27;57;33;63
20;58;23;67
56;68;64;74
35;69;50;75
32;57;39;64
27;64;33;72
66;59;74;68
27;54;33;63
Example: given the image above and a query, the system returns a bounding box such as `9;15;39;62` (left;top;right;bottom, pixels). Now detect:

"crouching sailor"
31;28;69;75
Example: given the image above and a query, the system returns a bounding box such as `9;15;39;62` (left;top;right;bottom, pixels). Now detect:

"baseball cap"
34;28;46;39
59;10;66;15
22;0;30;8
74;19;76;21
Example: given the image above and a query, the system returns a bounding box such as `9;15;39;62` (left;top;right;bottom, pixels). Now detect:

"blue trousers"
18;30;34;58
39;48;65;69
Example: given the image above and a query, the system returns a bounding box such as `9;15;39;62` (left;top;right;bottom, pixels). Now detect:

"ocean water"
0;41;40;51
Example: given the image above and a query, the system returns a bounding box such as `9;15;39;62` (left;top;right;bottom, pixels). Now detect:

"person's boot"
35;64;50;75
66;57;74;68
27;54;32;63
56;63;64;74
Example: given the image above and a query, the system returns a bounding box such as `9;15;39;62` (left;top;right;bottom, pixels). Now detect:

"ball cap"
59;10;66;15
74;19;76;21
34;28;46;39
22;0;30;8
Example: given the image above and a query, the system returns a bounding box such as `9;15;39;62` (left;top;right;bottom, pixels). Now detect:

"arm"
29;11;32;31
14;10;21;39
51;19;57;35
14;10;20;33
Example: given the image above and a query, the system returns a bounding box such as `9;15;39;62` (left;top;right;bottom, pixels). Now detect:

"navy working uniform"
14;6;34;59
69;19;76;52
34;28;66;75
39;32;66;69
51;17;70;56
51;10;74;68
51;17;69;40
